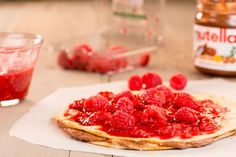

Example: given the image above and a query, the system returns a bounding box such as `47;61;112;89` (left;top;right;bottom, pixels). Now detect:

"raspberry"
131;110;142;123
85;54;99;72
93;55;111;74
156;85;174;103
69;99;85;110
141;105;167;127
89;111;111;125
112;91;134;103
58;49;74;69
174;93;199;109
140;88;166;106
71;50;91;70
72;44;93;54
84;96;109;112
128;75;142;91
115;97;134;113
169;74;187;90
109;111;135;130
98;91;114;101
111;57;128;70
118;58;128;69
142;72;162;89
132;95;145;110
174;107;198;123
139;53;150;67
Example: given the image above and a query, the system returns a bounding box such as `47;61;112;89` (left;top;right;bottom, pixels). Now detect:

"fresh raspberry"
111;57;128;71
98;91;114;101
156;85;174;103
169;74;187;90
85;54;99;72
141;105;167;127
71;50;91;70
112;91;134;103
109;111;135;130
84;96;109;112
174;107;199;123
140;88;166;106
93;55;111;74
174;93;199;109
132;95;145;110
89;111;111;125
128;75;142;91
142;72;162;89
131;110;142;123
69;99;85;110
115;97;134;113
72;44;93;54
58;49;74;69
139;53;150;67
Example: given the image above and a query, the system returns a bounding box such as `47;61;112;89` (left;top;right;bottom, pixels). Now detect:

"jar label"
193;24;236;71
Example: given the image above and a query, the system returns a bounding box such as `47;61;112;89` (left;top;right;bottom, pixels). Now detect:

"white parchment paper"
10;79;236;157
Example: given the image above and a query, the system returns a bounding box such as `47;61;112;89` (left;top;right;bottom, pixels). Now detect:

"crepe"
54;94;236;150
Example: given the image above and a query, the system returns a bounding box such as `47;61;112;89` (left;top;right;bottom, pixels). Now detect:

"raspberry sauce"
65;87;226;139
0;68;33;101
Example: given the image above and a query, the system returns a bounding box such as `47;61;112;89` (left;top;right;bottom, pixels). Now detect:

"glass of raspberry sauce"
0;33;43;107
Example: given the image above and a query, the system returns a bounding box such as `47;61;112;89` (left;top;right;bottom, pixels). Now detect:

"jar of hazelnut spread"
194;0;236;76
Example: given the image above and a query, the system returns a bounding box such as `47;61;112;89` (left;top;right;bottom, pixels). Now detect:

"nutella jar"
193;0;236;76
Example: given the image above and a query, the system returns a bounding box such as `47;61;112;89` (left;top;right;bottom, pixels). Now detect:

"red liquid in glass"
0;68;33;101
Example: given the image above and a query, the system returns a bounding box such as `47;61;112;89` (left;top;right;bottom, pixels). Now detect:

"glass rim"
0;32;43;52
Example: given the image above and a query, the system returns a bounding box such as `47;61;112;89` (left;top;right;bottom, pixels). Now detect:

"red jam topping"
0;68;33;101
65;85;227;139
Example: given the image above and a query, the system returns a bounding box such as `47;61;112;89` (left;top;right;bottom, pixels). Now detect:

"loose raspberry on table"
109;111;135;130
156;85;174;103
141;105;167;127
174;107;199;123
110;57;128;71
139;53;150;67
169;73;187;90
115;97;134;113
72;44;93;54
98;91;114;101
112;90;134;103
174;93;199;109
58;49;74;69
71;50;91;70
140;88;166;106
93;55;111;74
84;96;109;112
142;72;162;89
128;75;142;91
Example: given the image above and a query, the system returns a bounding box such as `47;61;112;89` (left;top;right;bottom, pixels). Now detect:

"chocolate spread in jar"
193;0;236;76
